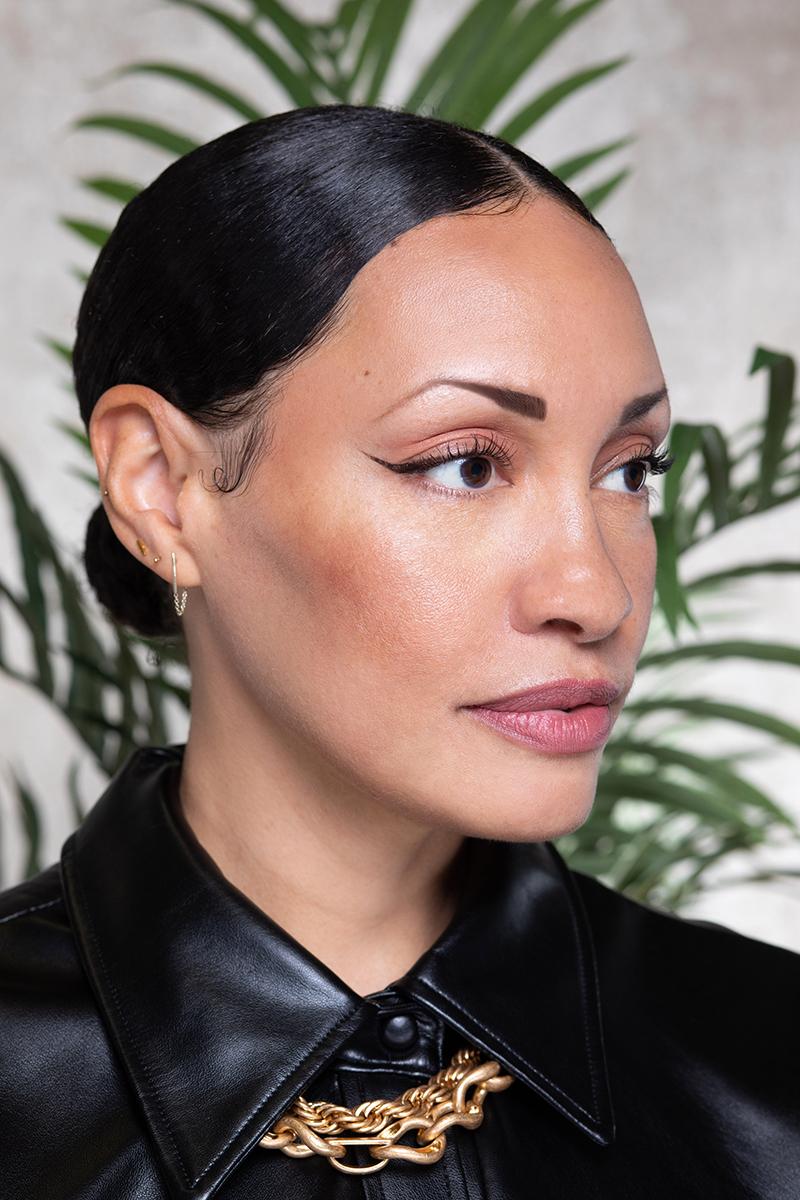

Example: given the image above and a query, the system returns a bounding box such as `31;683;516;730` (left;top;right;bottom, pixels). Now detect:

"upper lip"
466;677;622;712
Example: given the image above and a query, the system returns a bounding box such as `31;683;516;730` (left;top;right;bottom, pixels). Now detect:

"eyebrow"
389;378;670;429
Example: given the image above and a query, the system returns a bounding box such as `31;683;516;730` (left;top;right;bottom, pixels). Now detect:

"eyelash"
383;434;675;500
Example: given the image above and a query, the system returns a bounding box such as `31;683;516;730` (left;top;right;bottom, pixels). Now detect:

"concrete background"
1;0;799;948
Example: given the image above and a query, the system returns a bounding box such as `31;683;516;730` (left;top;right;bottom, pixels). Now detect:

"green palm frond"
683;349;798;547
622;696;800;748
637;639;800;671
38;336;73;365
575;166;631;211
0;448;189;783
686;560;800;593
403;0;524;115
66;757;89;826
2;766;43;885
549;134;636;182
74;114;199;157
496;55;630;143
421;0;608;129
106;63;264;123
169;1;322;105
60;218;112;250
79;176;143;205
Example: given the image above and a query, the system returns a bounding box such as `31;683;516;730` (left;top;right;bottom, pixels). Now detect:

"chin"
436;767;599;844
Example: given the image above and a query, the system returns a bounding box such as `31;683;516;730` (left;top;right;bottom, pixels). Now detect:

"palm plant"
2;0;798;910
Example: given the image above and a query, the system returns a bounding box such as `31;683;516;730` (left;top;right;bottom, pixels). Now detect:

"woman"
1;103;798;1199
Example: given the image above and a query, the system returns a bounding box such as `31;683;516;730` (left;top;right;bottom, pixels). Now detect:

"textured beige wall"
1;0;799;947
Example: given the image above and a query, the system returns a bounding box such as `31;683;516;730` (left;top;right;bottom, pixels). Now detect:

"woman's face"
188;193;670;841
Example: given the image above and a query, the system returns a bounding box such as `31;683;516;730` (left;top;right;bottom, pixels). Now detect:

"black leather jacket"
1;742;799;1199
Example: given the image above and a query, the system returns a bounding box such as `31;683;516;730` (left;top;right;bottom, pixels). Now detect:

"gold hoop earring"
172;551;188;617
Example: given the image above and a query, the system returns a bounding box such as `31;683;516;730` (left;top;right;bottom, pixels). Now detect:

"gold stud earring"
153;555;160;564
103;489;109;497
172;551;188;617
136;538;149;557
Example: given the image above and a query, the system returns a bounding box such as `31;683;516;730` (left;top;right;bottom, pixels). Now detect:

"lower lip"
465;704;613;754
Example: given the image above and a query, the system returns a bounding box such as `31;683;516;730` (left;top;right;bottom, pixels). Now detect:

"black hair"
75;102;609;640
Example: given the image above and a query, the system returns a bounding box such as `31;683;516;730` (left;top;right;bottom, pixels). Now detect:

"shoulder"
0;861;84;999
569;862;800;982
0;859;64;922
0;860;70;958
0;860;93;1053
0;862;158;1197
568;862;800;1059
559;860;800;1194
0;857;88;1024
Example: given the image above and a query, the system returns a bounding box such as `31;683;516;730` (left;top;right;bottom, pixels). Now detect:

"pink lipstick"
463;677;620;755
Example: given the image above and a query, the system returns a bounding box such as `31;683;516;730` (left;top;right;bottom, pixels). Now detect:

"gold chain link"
258;1045;515;1174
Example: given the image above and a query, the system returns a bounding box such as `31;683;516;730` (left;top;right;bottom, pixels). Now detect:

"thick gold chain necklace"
259;1045;515;1175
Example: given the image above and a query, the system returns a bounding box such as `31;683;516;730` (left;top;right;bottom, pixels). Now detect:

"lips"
466;677;621;713
463;677;622;754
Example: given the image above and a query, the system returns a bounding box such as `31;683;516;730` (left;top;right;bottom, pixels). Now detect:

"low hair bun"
83;503;182;639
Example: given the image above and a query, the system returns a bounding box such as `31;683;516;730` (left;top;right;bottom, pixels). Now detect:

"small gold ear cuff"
136;538;149;557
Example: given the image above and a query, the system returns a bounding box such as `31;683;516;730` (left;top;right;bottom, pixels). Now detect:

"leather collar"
61;743;614;1200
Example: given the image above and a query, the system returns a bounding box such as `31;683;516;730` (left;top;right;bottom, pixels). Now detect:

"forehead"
360;196;642;326
286;194;661;424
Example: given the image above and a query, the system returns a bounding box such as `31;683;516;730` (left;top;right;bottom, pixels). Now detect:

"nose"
510;494;634;643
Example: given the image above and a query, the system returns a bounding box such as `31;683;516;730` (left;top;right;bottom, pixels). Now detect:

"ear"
88;384;217;590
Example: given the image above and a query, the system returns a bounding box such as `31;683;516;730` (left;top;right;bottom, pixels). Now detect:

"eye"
597;444;675;498
370;436;675;501
373;433;516;499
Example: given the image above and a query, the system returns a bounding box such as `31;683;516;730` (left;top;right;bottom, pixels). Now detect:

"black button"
378;1012;419;1051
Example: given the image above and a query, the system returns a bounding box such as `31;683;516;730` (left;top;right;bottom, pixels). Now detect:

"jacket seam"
408;979;596;1123
0;896;61;924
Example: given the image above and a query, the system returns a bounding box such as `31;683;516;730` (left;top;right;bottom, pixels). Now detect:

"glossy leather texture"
1;742;799;1199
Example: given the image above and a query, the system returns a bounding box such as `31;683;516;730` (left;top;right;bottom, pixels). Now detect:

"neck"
177;679;466;998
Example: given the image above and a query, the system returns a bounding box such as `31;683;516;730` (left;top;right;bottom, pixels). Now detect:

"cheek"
255;463;497;693
295;511;472;675
220;446;465;689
